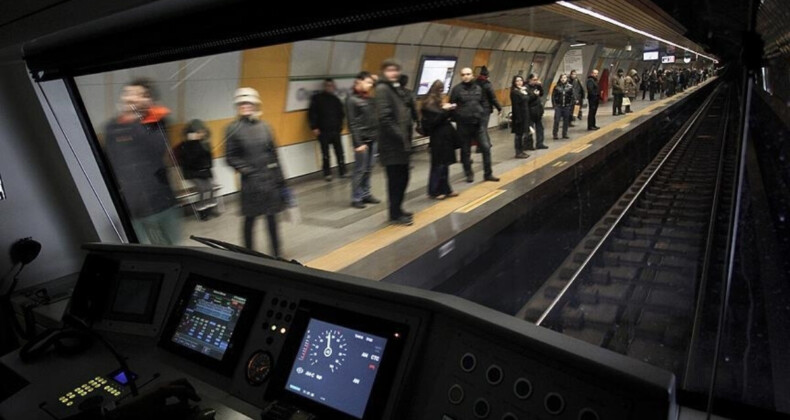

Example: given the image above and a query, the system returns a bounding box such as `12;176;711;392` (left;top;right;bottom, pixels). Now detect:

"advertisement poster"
285;77;356;112
563;49;584;75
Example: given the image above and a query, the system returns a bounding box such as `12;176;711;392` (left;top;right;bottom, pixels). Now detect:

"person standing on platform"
174;119;216;220
623;69;639;114
308;78;346;181
346;71;381;209
476;66;503;151
450;67;499;182
421;80;459;199
611;69;625;116
104;78;181;245
648;69;658;101
587;69;601;130
375;58;414;226
225;87;287;257
509;75;531;159
526;73;547;150
398;74;419;145
552;73;574;140
641;69;649;100
569;70;585;126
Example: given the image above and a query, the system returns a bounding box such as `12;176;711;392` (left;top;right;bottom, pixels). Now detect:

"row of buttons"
59;377;122;406
455;353;600;419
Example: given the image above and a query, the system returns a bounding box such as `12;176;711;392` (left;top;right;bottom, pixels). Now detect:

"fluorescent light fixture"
570;42;587;47
556;1;718;63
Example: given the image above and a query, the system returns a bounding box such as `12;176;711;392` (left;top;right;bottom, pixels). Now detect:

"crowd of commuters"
102;59;712;256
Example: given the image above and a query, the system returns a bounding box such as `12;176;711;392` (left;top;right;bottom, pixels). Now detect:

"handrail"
682;88;733;386
536;85;723;326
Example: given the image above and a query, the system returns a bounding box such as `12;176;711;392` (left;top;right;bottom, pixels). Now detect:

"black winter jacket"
570;77;585;102
346;93;377;147
374;80;412;166
552;82;575;108
510;87;530;135
527;83;544;120
174;140;213;179
587;76;601;102
308;91;345;133
449;81;485;125
476;77;502;114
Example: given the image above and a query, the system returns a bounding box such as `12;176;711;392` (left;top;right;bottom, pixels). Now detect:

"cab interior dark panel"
23;0;551;81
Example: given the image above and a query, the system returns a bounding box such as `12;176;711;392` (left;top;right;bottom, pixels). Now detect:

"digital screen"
643;51;659;61
416;56;457;96
170;284;247;361
285;318;388;419
661;55;676;63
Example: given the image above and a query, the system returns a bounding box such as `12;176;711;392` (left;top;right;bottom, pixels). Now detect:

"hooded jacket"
476;76;503;115
624;70;639;98
611;73;625;95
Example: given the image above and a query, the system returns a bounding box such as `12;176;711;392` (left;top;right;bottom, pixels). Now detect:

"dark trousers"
243;214;279;257
649;85;656;101
191;178;215;210
458;122;493;177
553;106;571;137
385;164;409;220
612;93;624;115
588;99;599;129
533;117;545;147
428;163;452;197
514;133;525;154
641;88;647;100
319;131;345;177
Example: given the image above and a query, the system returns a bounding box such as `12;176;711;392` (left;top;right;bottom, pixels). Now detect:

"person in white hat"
225;87;287;257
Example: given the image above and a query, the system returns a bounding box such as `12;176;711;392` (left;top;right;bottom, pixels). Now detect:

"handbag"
572;104;581;116
622;97;631;106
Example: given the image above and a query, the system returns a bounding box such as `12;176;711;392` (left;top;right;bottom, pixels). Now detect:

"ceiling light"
570;42;587;47
556;1;718;63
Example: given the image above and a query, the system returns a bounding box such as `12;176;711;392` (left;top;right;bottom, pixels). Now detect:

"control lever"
106;378;205;420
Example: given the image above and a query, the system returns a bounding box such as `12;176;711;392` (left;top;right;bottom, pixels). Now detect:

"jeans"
458;122;493;178
613;93;624;115
553;106;571;137
352;142;376;203
190;177;215;210
428;163;452;197
514;133;525;154
588;99;599;128
385;164;410;220
132;207;182;245
533;116;545;147
319;131;345;177
244;214;279;257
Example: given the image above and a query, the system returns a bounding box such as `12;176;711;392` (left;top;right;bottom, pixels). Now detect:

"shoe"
362;196;381;204
537;145;548;149
466;175;474;183
525;146;535;151
351;201;366;209
562;136;570;139
588;127;600;131
435;194;447;200
552;136;559;140
447;191;459;197
484;175;500;182
402;211;413;217
515;152;530;159
324;175;332;182
390;216;414;226
569;123;576;127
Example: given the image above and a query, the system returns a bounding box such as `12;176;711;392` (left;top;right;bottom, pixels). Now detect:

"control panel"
0;244;678;420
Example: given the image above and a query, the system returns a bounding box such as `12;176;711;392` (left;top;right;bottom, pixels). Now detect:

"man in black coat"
374;58;414;226
569;70;585;125
308;79;346;181
586;69;601;130
450;67;499;183
526;73;547;150
476;66;502;152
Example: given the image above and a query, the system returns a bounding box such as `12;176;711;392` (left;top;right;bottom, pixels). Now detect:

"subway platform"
179;82;711;281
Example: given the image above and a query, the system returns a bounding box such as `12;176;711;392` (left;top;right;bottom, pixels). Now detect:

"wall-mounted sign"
661;55;676;64
643;51;659;61
644;40;660;51
0;172;6;201
562;49;584;75
284;77;356;112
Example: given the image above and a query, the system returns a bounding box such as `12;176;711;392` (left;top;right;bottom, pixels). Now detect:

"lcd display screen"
643;51;659;61
662;55;676;63
415;56;457;96
170;284;247;361
284;318;388;419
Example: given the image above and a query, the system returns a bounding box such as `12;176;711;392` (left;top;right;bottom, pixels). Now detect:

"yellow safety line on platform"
306;83;709;273
454;190;507;214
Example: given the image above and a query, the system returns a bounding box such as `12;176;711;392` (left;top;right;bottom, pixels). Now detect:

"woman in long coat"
225;87;287;257
420;80;459;199
510;75;531;159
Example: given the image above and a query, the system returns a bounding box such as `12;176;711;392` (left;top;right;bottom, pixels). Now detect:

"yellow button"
66;402;73;407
